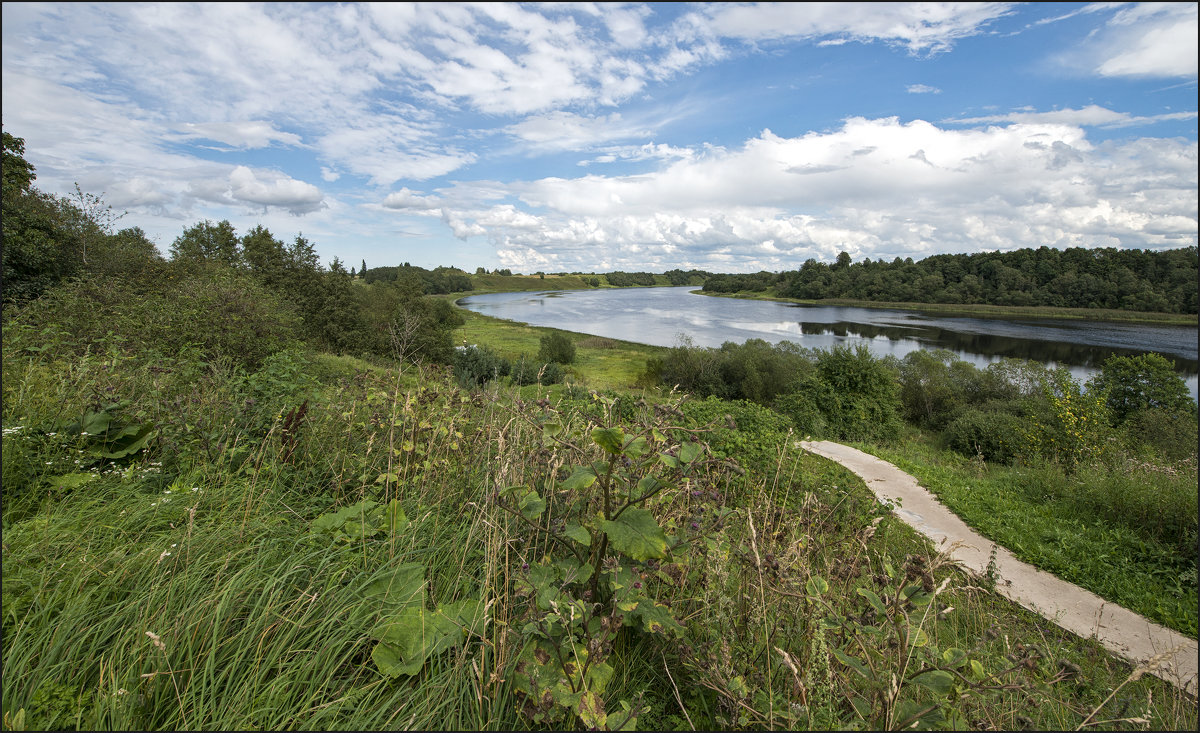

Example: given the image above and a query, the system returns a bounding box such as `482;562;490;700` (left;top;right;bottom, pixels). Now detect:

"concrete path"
800;440;1198;696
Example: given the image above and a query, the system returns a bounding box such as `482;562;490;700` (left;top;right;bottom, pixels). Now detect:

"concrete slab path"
800;440;1198;696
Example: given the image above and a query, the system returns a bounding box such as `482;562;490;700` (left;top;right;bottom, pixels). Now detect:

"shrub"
812;345;902;442
537;332;576;364
510;357;564;386
943;409;1024;463
1121;407;1198;461
453;345;510;388
11;265;301;370
774;390;828;437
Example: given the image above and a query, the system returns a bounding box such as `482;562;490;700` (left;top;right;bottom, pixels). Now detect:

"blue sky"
2;2;1196;273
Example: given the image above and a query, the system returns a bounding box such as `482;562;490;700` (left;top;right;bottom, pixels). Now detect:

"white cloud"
579;142;696;166
947;105;1198;128
435;117;1197;271
175;121;302;149
193;166;325;215
381;187;442;211
693;2;1016;54
505;111;651;151
1064;3;1200;79
907;84;942;94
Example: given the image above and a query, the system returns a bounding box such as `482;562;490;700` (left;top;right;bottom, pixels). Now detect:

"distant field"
465;272;677;293
445;301;665;392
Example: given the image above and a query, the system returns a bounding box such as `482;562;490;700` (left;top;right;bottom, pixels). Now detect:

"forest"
702;247;1198;314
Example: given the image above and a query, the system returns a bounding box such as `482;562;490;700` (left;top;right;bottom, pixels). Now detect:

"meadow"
4;293;1197;731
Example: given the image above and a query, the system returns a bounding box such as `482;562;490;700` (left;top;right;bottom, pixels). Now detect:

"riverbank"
444;294;665;391
699;289;1199;325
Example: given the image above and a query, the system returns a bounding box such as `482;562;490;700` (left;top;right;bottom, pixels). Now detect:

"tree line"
702;246;1198;314
2;131;462;368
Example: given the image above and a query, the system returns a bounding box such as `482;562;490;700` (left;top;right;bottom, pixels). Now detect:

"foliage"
497;400;731;729
704;245;1199;314
603;271;657;287
1089;353;1193;424
9;265;302;370
942;408;1024;464
169;219;241;268
1121;407;1198;461
1021;372;1114;467
537;331;577;365
510;357;565;386
453;344;510;388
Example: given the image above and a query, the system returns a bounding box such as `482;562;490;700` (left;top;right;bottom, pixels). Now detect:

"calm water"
458;286;1199;398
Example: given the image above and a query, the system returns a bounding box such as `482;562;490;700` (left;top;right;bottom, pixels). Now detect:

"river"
457;286;1199;398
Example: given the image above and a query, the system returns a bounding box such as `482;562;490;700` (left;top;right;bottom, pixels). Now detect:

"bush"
537;332;576;364
11;265;301;370
812;345;902;442
677;396;795;485
1121;407;1198;461
510;357;564;386
943;408;1025;463
774;390;828;437
453;345;510;388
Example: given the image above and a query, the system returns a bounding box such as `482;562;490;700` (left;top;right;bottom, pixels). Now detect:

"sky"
2;2;1197;274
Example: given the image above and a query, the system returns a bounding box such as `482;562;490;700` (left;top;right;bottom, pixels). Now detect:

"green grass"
857;432;1198;637
700;290;1199;325
3;304;1197;730
450;304;666;392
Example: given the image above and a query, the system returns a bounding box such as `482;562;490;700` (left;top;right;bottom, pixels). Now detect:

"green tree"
2;130;36;198
1090;353;1193;424
241;224;289;288
170;220;241;267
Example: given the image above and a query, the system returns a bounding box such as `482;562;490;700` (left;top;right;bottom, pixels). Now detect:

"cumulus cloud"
1095;3;1198;78
190;166;325;215
381;187;442;210
435;117;1197;272
907;84;942;94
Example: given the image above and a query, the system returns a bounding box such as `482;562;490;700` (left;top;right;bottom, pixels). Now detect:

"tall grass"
3;324;1196;730
862;432;1199;636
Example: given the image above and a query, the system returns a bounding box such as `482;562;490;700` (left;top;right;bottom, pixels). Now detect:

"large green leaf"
362;563;426;610
98;423;155;458
560;467;597;491
311;500;380;534
519;490;546;520
633;601;684;636
46;472;98;491
911;670;955;696
564;523;591;547
857;587;887;616
600;508;668;561
370;598;485;678
678;441;703;464
591;427;625;455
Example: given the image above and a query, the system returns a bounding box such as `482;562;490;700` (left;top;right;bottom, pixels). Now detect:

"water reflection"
796;321;1200;373
458;287;1198;398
